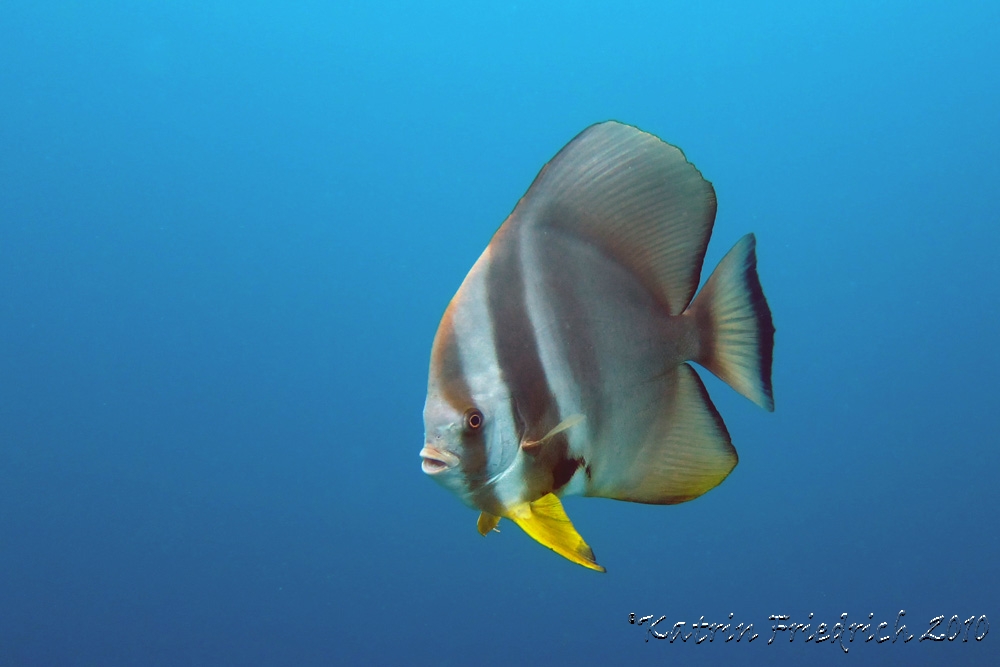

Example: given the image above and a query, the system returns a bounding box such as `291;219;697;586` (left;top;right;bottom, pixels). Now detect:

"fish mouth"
420;446;459;475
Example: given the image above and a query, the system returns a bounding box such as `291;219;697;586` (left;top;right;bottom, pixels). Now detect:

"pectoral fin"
522;414;586;451
509;493;605;572
477;511;501;536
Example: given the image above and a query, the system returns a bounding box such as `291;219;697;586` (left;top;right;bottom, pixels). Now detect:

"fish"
420;121;774;572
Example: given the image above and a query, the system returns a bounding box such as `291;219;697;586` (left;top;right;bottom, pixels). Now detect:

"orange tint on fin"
509;494;605;572
585;363;737;504
477;512;501;536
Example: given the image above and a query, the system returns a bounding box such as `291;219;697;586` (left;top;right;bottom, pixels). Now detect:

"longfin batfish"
420;121;775;571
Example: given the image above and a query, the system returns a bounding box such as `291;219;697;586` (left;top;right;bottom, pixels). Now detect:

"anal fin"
509;493;605;572
588;363;738;504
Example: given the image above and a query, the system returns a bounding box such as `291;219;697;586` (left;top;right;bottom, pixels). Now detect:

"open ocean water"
1;1;998;665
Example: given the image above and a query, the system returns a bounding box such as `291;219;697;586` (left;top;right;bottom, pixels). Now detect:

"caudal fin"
687;234;775;411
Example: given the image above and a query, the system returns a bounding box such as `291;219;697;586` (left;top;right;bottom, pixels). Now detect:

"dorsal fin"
508;121;716;315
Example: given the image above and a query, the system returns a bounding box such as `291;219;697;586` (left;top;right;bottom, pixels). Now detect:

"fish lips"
420;446;460;475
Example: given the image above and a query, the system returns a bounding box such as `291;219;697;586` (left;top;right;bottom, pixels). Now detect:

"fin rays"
587;364;738;504
511;122;717;316
425;121;774;573
688;233;775;411
509;493;605;572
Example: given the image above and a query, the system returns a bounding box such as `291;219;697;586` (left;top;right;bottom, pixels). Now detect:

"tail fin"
687;233;775;411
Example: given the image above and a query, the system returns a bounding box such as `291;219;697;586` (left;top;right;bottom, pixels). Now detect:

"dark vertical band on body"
486;225;557;442
487;224;584;495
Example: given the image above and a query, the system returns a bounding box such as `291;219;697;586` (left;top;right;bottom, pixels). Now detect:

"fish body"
421;121;774;571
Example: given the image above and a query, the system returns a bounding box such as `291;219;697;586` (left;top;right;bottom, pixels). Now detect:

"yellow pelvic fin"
477;511;501;536
509;493;605;572
522;413;586;451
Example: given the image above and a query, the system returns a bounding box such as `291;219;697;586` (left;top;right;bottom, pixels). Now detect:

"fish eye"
464;408;484;431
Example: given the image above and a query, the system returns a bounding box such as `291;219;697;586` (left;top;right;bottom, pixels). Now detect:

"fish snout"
420;446;460;475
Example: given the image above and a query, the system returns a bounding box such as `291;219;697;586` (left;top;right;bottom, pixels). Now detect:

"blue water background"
1;1;998;665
